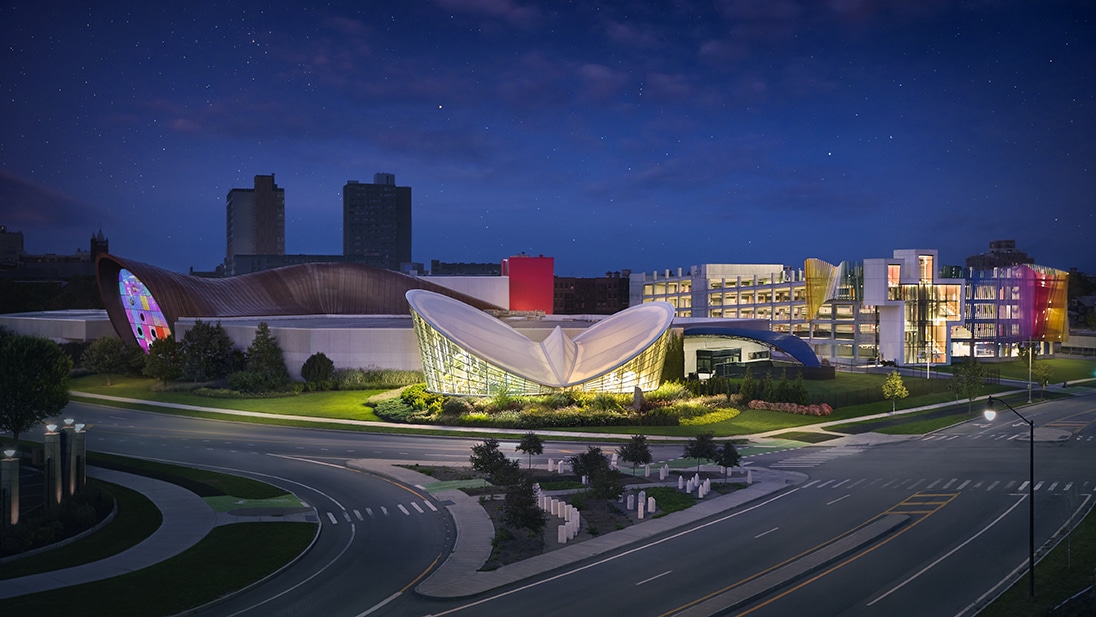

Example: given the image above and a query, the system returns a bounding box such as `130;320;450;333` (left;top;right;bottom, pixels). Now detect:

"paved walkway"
0;468;217;599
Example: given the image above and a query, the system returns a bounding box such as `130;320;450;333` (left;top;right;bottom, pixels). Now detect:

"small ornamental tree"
143;336;184;386
683;431;717;473
617;434;652;476
503;477;547;535
950;355;986;413
300;352;336;391
1032;363;1053;399
81;336;131;385
515;432;544;470
882;370;909;413
470;438;519;487
715;440;742;483
0;333;72;443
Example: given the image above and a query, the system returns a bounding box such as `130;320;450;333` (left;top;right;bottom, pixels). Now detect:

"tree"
1032;363;1053;399
714;440;742;483
950;355;986;414
470;438;519;486
180;320;235;382
683;432;717;473
81;336;132;385
502;477;547;534
237;322;289;392
515;432;544;470
300;352;336;391
143;336;184;386
568;445;623;498
738;366;758;403
882;370;909;414
0;332;72;443
617;435;651;476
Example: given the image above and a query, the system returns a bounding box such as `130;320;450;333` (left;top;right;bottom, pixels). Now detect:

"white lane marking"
398;504;410;515
635;570;673;586
986;481;1000;491
957;480;971;490
381;506;389;517
424;500;438;512
754;527;779;539
412;502;424;514
427;490;801;616
365;507;375;519
827;494;851;506
354;509;363;521
326;512;338;524
869;493;1029;607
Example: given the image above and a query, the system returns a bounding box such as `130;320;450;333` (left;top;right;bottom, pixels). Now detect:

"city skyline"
2;1;1093;277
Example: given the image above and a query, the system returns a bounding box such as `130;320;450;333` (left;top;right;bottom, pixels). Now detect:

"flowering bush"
747;399;833;416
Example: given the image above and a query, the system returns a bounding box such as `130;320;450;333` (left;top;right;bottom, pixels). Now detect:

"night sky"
2;1;1093;277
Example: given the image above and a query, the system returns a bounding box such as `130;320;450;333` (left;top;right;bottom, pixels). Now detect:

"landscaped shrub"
747;399;833;416
334;368;425;389
647;381;691;403
680;408;740;426
300;352;336;391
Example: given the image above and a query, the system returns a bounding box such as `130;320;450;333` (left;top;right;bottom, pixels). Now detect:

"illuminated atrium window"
118;268;170;353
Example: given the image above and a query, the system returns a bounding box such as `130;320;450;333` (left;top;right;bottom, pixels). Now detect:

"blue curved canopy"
681;326;821;367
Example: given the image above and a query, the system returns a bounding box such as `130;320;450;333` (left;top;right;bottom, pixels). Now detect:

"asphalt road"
58;390;1096;617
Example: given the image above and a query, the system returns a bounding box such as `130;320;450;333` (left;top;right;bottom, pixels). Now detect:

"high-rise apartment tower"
343;173;411;271
226;174;285;259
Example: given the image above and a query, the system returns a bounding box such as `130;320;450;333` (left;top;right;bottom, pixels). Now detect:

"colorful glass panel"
118;268;171;353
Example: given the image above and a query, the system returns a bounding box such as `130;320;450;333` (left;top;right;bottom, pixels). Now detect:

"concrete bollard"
548;457;554;472
678;475;684;490
645;464;650;477
747;469;753;484
558;524;567;544
627;494;635;510
557;460;565;473
638;490;646;507
648;496;656;513
659;466;667;481
638;501;645;519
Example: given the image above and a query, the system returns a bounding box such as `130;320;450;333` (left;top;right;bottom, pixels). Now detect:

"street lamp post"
1027;340;1033;404
984;396;1035;598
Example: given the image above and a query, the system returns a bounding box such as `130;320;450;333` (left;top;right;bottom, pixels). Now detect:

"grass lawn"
0;481;162;580
935;358;1096;383
977;499;1096;617
70;375;384;421
2;523;318;616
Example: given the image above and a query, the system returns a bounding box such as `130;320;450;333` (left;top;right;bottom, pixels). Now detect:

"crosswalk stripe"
398;504;410;515
365;507;375;519
354;509;363;521
381;506;389;517
424;500;438;512
411;502;424;514
326;512;338;524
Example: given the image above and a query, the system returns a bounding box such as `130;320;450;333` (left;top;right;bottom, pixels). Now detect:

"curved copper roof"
96;254;503;349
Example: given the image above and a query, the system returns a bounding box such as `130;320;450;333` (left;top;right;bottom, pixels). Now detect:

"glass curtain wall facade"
958;264;1069;357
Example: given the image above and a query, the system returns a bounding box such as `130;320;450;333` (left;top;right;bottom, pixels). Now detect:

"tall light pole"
1027;340;1033;404
984;396;1035;598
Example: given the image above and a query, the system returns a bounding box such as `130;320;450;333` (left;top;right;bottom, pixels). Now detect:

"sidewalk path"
0;468;217;599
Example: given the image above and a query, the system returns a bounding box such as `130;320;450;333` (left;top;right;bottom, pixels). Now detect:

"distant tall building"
343;173;412;271
966;240;1034;270
554;270;631;315
226;174;285;260
0;225;24;268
